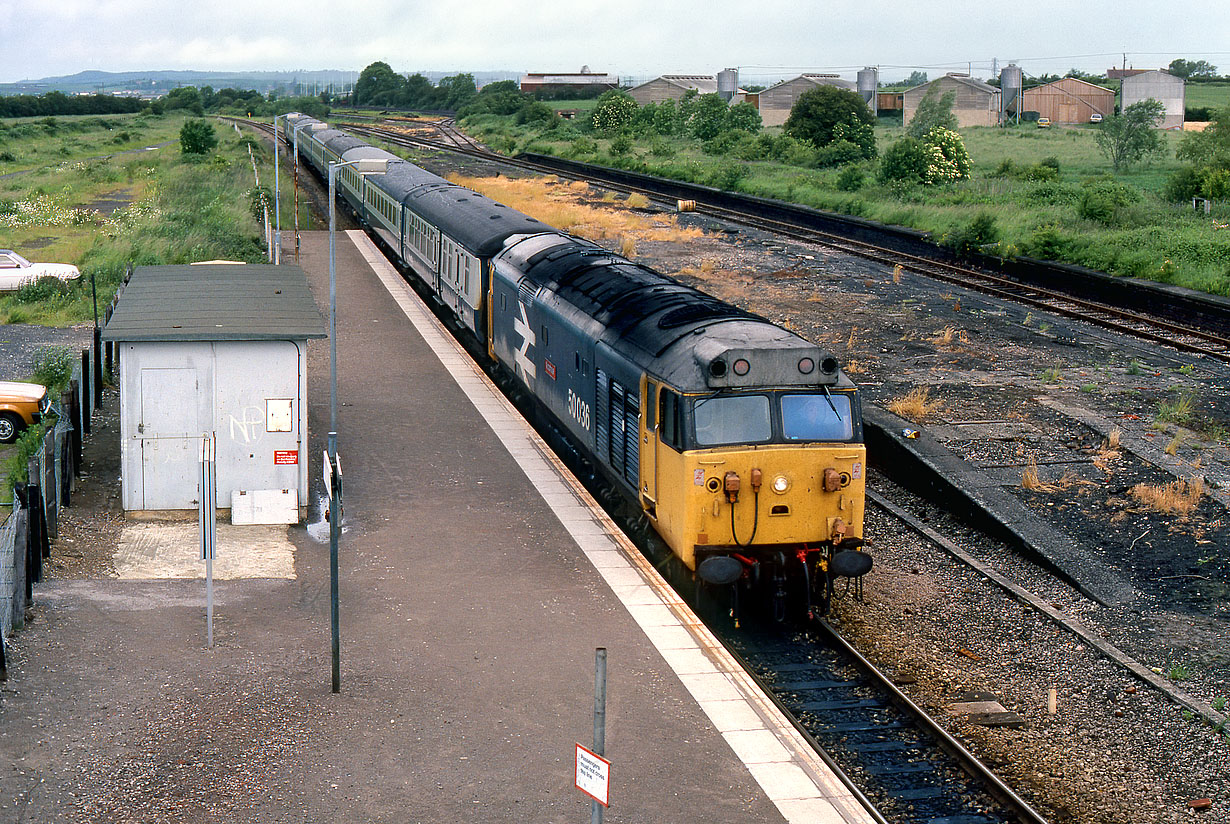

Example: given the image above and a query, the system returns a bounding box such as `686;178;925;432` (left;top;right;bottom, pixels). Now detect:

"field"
1185;81;1230;112
463;112;1230;297
0;113;277;326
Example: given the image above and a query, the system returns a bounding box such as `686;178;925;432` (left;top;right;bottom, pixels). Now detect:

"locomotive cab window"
693;394;772;446
782;393;855;442
659;389;682;451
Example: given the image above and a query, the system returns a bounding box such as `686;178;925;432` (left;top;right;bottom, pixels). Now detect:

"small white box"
231;488;299;524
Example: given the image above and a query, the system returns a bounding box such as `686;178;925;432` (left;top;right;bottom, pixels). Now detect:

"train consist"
280;113;870;617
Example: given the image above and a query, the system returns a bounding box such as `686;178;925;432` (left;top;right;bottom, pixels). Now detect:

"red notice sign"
274;450;299;465
575;743;610;807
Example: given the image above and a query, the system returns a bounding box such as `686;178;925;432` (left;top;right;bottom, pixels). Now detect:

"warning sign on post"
575;743;610;807
274;450;298;465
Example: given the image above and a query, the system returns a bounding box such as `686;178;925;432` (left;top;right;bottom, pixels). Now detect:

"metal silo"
857;67;879;114
717;68;739;103
1000;63;1023;124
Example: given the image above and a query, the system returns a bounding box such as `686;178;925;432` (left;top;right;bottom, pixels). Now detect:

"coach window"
659;389;682;451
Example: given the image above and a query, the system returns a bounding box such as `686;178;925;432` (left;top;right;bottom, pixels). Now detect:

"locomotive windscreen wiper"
822;386;843;422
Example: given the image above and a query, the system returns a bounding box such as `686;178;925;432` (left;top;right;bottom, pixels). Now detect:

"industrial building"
903;73;1001;129
1121;70;1185;129
1021;77;1115;124
751;73;860;128
627;75;745;106
102;264;326;521
518;68;618;95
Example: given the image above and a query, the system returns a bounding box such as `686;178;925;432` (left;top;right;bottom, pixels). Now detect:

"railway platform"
0;230;874;823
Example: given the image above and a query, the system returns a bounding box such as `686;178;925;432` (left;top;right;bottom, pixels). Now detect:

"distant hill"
0;68;523;97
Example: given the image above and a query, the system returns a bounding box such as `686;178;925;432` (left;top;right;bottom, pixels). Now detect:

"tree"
783;85;874;149
1095;98;1166;171
179;119;218;155
689;93;731;140
906;86;957;139
726;101;762;134
353;61;405;107
903;71;928;87
1168;58;1217;80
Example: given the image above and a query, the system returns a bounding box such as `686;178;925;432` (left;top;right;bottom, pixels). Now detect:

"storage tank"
857;67;879;114
717;68;738;103
1000;63;1023;122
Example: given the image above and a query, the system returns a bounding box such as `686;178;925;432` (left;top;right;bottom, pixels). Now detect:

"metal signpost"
575;648;610;820
198;434;217;648
324;449;343;692
272;115;281;265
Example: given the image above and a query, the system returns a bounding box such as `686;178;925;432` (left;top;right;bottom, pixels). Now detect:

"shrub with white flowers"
921;127;971;184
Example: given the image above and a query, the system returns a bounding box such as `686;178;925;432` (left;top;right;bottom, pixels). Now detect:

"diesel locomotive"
280;113;870;616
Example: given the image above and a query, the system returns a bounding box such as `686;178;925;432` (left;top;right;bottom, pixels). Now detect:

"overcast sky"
2;0;1228;86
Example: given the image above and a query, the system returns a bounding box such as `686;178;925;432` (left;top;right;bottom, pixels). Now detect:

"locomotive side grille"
609;380;627;477
622;392;640;487
596;368;610;461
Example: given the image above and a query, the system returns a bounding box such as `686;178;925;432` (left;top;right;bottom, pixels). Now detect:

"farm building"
1121;70;1185;129
1021;77;1115;124
627;75;744;106
903;74;1001;129
752;74;858;128
519;68;618;95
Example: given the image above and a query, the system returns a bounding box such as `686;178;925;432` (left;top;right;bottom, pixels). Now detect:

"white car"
0;249;81;291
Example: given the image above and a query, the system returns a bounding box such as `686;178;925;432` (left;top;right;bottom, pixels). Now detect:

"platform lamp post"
272;115;282;264
292;121;326;263
326;156;388;693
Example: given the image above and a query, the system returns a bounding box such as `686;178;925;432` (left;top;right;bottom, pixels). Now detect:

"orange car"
0;381;50;444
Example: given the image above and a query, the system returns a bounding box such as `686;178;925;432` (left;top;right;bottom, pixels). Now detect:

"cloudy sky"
2;0;1228;86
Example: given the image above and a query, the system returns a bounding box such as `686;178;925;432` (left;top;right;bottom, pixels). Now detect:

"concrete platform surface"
0;230;874;824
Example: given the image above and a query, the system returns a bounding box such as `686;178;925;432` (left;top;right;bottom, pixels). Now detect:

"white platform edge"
351;230;874;824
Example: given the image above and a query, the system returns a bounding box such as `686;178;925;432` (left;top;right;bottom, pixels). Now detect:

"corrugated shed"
755;74;859;128
1021;77;1115;123
103;265;327;342
1121;70;1186;129
628;75;718;105
903;74;1001;128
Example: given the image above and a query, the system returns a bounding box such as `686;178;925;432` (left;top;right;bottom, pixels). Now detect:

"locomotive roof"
498;234;843;391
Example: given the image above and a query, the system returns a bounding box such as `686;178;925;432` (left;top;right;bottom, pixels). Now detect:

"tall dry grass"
887;386;943;421
447;173;702;245
1129;477;1204;517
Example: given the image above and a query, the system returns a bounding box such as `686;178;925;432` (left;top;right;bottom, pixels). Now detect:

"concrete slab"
114;522;295;579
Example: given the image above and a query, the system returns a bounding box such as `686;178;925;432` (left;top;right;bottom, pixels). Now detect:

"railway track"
709;608;1049;824
338;119;1230;365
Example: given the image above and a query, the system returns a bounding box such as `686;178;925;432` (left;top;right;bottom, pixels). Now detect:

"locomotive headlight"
733;358;751;376
772;474;790;494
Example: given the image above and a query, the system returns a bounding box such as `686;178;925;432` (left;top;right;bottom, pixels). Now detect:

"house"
903;73;1001;129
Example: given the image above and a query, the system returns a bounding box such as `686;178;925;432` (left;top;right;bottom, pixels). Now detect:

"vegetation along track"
343;120;1230;365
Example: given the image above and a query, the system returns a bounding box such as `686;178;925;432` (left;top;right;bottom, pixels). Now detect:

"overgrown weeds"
1129;476;1205;516
887;386;943;421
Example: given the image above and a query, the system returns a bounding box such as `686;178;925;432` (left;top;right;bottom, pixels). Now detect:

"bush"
1165;166;1205;202
591;91;638;135
609;133;634;156
707;162;749;190
31;347;75;395
878;137;928;183
814;139;866;168
179;119;218;155
1077;177;1139;224
567;137;598;158
835;165;866;192
1026;224;1074;259
942;212;1000;254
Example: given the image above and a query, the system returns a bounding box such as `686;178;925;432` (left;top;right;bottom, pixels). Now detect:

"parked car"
0;381;50;444
1037;117;1051;129
0;249;81;291
1089;112;1104;124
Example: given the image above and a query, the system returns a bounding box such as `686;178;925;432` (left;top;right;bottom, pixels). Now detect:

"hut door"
139;367;204;509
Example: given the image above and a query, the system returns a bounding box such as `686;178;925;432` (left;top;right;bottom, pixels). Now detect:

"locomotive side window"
693;395;772;446
659;389;682;451
782;393;854;441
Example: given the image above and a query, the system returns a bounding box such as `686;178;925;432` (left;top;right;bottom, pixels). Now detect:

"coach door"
640;376;658;518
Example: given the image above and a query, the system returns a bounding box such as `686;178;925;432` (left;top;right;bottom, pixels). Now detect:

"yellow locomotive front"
639;342;868;618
